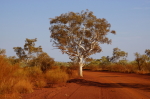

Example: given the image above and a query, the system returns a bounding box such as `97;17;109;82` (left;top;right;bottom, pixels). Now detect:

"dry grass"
34;80;47;88
13;79;33;93
0;56;78;97
0;93;21;99
113;64;125;72
60;65;78;78
45;68;69;84
88;64;100;71
0;56;18;94
0;56;33;96
66;69;78;78
0;78;15;94
124;65;136;73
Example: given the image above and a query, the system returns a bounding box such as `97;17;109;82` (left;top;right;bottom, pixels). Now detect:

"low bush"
0;56;33;95
13;79;33;93
87;64;100;71
34;80;47;88
0;78;15;94
0;55;79;97
24;66;47;88
0;56;19;94
109;64;125;72
124;65;136;73
45;69;69;84
66;68;78;78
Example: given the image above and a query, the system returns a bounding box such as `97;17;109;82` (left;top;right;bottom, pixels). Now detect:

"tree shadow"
67;79;150;92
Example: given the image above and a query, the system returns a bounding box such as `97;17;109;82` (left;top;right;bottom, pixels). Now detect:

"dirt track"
22;71;150;99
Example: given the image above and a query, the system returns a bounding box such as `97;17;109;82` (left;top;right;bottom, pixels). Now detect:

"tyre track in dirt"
94;71;150;99
50;83;82;99
82;71;135;99
97;72;150;98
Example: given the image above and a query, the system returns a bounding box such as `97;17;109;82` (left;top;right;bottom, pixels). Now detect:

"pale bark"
78;57;84;77
78;63;83;77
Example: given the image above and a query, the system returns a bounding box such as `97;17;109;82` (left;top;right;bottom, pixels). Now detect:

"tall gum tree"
49;10;116;77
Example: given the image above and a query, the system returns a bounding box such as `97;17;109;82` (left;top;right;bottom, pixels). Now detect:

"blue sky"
0;0;150;62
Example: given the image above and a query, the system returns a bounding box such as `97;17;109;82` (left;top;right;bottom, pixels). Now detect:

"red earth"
21;71;150;99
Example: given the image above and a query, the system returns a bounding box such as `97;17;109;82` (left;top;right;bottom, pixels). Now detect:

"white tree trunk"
78;57;83;77
78;63;83;77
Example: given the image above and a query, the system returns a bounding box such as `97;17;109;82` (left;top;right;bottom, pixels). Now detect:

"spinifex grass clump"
0;56;33;95
0;56;18;94
14;66;47;88
13;79;33;93
27;66;47;88
0;55;78;98
45;68;69;84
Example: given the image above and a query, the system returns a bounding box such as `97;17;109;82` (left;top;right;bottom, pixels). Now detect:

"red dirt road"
22;71;150;99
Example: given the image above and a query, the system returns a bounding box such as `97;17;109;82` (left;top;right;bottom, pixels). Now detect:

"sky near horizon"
0;0;150;62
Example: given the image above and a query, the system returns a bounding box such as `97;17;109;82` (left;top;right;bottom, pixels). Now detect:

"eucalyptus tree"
24;38;43;58
0;49;6;56
145;49;150;57
134;52;149;70
13;47;27;61
8;56;19;65
49;10;116;77
13;38;42;62
110;48;128;63
100;56;111;66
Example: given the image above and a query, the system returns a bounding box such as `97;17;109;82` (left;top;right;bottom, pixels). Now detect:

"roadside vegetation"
1;42;149;98
1;10;150;98
0;39;78;99
85;48;150;74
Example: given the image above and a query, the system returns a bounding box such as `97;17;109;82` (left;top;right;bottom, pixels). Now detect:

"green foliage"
145;49;150;57
13;47;27;61
134;52;149;70
13;38;43;62
29;52;55;72
100;56;110;65
118;60;128;65
89;59;101;65
86;48;128;71
24;38;42;56
55;61;69;67
8;56;20;65
110;48;128;63
68;62;79;70
0;49;6;56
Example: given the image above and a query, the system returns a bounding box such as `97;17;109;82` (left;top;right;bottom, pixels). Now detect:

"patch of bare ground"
21;71;150;99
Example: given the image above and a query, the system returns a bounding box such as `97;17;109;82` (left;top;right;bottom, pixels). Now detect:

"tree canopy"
110;48;128;63
13;38;43;62
145;49;150;57
0;49;6;56
134;52;149;70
